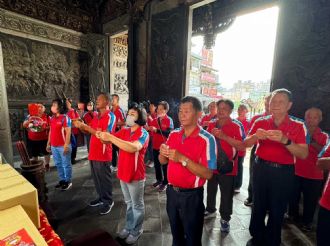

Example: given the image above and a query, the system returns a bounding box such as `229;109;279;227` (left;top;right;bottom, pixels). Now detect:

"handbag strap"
215;122;237;161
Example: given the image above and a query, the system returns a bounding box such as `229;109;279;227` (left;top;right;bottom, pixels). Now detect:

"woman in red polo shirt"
147;101;174;192
23;104;50;169
47;99;72;191
82;101;97;152
97;103;149;245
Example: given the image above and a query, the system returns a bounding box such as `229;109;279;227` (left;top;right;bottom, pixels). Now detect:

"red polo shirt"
112;106;126;130
166;126;217;188
249;112;268;132
233;118;247;157
25;114;50;141
149;115;174;150
200;114;217;128
295;128;328;180
207;119;244;176
147;112;157;126
50;114;71;147
67;109;80;135
88;111;116;162
318;141;330;210
114;126;149;183
249;115;309;165
83;111;98;126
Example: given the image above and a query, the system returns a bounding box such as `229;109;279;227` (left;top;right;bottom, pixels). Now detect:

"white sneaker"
125;230;143;244
118;228;130;239
111;166;118;172
204;211;217;219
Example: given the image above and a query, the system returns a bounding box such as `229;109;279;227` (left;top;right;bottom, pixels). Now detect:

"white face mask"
126;115;137;127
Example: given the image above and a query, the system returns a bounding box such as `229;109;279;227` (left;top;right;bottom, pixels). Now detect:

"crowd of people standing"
22;89;330;246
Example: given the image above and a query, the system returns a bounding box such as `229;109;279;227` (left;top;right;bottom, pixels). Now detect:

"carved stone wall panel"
0;0;97;33
271;0;330;131
0;9;88;50
147;5;188;125
86;33;109;102
0;32;89;102
110;34;128;110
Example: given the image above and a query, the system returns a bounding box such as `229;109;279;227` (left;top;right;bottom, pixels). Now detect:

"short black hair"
271;88;292;102
111;94;119;101
52;98;67;114
216;99;234;110
180;96;202;112
129;102;147;126
158;101;170;111
99;92;110;102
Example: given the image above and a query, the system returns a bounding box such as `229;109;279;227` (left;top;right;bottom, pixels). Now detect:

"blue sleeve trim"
199;129;217;170
138;129;149;146
319;140;330;158
107;112;116;132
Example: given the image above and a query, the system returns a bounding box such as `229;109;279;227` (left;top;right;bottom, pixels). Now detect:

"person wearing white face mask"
96;103;149;245
82;101;98;152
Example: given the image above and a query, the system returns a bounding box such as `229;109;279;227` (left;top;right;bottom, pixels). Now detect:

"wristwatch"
182;158;189;167
284;139;292;146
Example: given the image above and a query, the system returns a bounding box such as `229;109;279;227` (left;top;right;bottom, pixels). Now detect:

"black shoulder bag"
215;123;237;174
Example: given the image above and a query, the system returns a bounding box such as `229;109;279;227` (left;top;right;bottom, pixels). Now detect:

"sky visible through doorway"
191;6;279;89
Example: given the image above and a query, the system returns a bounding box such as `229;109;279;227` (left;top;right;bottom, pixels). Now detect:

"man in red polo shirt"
111;94;126;172
244;94;271;207
243;89;308;246
204;99;244;233
159;96;216;246
288;107;328;231
147;101;174;192
316;142;330;246
73;93;116;215
200;101;217;129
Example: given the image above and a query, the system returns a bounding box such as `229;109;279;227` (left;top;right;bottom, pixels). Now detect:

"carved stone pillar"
146;4;189;125
0;42;13;164
86;34;109;100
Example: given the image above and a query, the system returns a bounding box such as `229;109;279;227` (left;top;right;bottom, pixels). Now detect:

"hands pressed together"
211;128;226;140
160;144;185;162
95;131;113;144
255;129;288;144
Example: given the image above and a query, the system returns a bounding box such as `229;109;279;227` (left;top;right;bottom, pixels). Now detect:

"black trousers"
166;185;204;246
317;206;330;246
249;158;295;246
288;175;323;225
206;173;235;221
153;149;168;185
112;144;119;167
247;145;257;202
234;156;245;190
90;161;113;205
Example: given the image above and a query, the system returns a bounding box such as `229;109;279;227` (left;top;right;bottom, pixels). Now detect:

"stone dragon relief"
0;33;88;101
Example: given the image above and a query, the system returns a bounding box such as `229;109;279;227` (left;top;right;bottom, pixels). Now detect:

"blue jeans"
120;180;145;236
51;145;72;182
